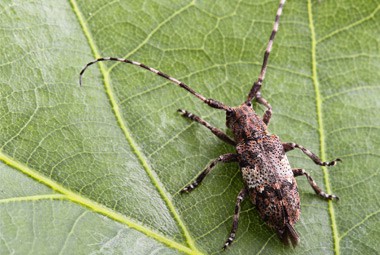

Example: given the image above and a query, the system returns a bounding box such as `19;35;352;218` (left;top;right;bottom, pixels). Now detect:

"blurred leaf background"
0;0;379;254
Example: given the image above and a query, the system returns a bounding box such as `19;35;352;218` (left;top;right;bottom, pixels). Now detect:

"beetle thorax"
226;104;268;144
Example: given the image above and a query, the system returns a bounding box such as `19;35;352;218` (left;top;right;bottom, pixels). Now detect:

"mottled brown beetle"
79;0;341;249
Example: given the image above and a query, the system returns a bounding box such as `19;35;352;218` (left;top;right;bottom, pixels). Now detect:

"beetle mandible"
79;0;341;249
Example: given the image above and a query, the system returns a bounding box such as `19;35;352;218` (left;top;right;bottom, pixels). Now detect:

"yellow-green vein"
0;194;66;204
0;151;197;255
307;1;340;254
69;0;201;253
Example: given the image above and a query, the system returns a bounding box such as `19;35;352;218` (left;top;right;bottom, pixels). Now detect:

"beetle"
79;0;340;249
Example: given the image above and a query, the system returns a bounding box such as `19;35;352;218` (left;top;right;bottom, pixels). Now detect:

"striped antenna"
246;0;286;103
79;57;230;111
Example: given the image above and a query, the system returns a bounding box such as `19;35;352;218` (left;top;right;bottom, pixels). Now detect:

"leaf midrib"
307;1;339;254
0;152;195;254
69;0;202;254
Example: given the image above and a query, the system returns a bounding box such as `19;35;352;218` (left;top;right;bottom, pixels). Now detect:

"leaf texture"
0;0;379;254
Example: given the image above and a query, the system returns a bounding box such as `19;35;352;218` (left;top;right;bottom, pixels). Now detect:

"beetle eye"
226;110;233;116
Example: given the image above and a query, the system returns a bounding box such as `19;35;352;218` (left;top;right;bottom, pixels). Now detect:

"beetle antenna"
246;0;286;103
79;57;230;111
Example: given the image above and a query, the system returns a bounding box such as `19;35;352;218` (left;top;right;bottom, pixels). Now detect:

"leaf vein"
317;3;380;44
0;152;198;255
69;0;201;253
339;209;380;241
58;211;88;255
0;194;66;204
308;1;340;254
108;0;196;73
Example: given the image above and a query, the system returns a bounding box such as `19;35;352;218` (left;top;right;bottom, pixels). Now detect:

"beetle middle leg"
283;142;341;166
292;168;339;200
178;109;236;146
181;153;238;193
223;188;247;250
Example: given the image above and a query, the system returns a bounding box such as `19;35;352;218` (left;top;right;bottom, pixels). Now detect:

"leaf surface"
0;0;379;254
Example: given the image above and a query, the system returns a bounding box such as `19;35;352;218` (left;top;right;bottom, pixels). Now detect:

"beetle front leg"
292;168;339;200
178;109;236;146
283;142;341;166
255;92;272;125
181;153;238;193
223;188;247;250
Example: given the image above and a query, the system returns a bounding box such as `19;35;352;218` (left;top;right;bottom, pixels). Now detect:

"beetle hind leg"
292;168;339;200
223;188;247;250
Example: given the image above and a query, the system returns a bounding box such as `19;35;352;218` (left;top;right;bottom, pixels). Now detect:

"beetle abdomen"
238;135;300;245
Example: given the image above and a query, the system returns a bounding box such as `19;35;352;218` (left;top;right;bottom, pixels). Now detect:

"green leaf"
1;0;379;254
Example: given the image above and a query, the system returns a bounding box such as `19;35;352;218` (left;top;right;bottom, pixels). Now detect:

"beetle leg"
256;92;272;125
292;168;339;200
223;188;247;250
283;142;341;166
178;109;236;146
181;153;238;193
